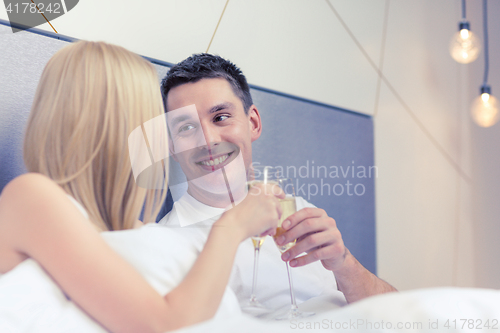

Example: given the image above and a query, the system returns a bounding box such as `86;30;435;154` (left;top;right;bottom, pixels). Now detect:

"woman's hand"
215;183;284;242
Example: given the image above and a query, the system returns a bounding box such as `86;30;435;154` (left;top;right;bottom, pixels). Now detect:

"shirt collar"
174;192;226;227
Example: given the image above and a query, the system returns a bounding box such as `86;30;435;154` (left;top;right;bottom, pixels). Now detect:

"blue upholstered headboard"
0;20;376;274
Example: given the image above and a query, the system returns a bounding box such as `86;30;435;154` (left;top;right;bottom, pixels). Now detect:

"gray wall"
0;22;376;273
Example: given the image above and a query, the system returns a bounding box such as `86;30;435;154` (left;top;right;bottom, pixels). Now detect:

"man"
158;54;396;311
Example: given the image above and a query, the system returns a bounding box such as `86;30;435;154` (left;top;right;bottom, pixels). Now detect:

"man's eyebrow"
208;102;233;114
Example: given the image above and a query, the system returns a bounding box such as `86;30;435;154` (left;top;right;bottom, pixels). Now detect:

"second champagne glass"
242;166;276;313
274;178;314;320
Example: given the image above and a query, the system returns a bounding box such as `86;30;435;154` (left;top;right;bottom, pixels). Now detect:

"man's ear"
248;105;262;142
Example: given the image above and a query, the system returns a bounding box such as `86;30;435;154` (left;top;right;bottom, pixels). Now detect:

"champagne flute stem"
249;246;260;302
285;261;299;311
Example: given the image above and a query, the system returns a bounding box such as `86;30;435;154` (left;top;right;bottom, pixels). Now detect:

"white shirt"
158;192;347;311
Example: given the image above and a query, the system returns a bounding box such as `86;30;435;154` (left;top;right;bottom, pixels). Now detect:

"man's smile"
194;151;236;171
197;152;231;166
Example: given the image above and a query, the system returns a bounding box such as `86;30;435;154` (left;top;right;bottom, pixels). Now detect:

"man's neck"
186;184;247;209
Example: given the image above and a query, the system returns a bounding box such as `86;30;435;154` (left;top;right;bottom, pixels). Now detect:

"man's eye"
178;124;195;133
214;114;229;122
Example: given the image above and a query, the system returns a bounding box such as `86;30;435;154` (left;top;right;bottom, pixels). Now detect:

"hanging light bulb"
450;0;481;64
471;85;499;127
470;0;498;127
450;21;481;63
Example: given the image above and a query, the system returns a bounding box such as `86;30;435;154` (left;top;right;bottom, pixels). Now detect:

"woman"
0;41;282;332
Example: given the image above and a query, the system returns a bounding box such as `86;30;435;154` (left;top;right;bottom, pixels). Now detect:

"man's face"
166;78;262;201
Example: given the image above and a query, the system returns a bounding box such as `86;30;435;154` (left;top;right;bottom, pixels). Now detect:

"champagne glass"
245;233;265;311
274;178;314;320
242;166;276;313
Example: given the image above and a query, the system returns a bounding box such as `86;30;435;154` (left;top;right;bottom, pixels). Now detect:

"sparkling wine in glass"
274;178;314;320
242;166;276;313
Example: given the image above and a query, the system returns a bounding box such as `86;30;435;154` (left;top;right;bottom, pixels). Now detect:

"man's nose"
200;122;221;147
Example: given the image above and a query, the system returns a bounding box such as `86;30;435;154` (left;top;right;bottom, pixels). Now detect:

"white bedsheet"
175;287;500;333
1;223;499;332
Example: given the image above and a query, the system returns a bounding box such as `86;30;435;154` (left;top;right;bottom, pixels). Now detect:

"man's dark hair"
161;54;253;114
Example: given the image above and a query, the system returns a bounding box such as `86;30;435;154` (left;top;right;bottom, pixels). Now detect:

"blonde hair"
23;41;167;231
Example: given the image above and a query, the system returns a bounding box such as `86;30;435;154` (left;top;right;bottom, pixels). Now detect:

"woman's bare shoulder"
0;173;73;233
0;174;65;272
1;173;65;206
2;173;57;193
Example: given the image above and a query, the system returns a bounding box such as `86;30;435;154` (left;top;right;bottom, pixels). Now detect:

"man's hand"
275;207;346;271
275;206;397;303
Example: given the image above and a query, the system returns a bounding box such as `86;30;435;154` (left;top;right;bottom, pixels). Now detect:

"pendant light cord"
206;0;230;53
461;0;466;20
482;0;489;86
